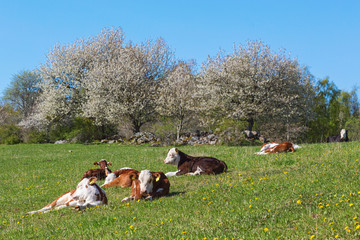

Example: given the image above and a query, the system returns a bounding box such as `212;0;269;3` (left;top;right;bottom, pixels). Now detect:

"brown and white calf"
164;148;227;177
101;168;139;188
122;170;170;201
27;177;107;214
81;159;112;180
255;141;301;155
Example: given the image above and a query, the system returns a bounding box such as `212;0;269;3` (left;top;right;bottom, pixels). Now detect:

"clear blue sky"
1;0;359;98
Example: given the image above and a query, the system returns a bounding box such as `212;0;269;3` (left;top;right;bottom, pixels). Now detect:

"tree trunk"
247;118;254;131
176;118;184;141
132;119;142;134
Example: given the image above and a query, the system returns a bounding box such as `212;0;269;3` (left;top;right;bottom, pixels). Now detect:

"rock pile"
129;132;159;144
175;131;220;145
243;130;267;143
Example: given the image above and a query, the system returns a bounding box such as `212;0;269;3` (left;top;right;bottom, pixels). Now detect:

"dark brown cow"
326;129;349;143
164;148;227;177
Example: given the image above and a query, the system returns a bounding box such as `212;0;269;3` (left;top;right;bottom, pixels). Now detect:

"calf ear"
130;172;138;181
93;162;99;166
175;148;178;153
154;172;161;182
89;177;98;185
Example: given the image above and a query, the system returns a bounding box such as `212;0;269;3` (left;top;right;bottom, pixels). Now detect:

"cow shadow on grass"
167;192;186;198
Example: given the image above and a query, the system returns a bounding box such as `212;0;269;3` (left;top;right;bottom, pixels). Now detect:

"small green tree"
307;77;340;142
3;70;41;118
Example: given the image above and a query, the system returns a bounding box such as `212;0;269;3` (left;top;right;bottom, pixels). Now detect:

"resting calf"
164;148;227;177
81;159;112;180
102;168;139;188
27;177;107;214
255;141;300;155
326;129;349;143
122;170;170;202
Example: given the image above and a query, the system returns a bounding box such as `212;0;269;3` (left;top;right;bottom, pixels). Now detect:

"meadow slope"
1;142;360;239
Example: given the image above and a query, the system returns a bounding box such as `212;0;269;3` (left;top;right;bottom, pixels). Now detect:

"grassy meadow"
1;142;360;239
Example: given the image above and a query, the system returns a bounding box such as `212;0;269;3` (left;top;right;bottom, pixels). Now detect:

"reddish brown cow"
81;159;112;180
122;170;170;202
256;141;300;155
102;169;139;188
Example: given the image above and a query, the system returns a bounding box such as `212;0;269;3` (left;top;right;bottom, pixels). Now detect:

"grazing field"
1;142;360;239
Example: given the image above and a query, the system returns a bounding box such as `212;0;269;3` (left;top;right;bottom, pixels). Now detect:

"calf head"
72;177;98;200
93;159;112;169
340;129;347;140
164;148;180;165
138;170;162;194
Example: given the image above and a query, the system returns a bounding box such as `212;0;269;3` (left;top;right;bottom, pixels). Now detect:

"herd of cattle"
27;129;349;215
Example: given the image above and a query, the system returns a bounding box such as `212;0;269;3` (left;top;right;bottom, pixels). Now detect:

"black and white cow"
326;129;349;143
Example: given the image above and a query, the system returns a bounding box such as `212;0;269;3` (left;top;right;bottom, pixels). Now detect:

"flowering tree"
200;41;314;139
27;28;175;134
156;60;197;140
33;28;125;126
83;38;175;133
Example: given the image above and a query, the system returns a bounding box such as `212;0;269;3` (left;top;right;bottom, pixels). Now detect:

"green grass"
1;142;360;239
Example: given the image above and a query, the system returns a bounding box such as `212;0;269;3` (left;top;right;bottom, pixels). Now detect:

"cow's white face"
340;129;347;140
72;177;98;200
164;148;180;165
139;170;154;194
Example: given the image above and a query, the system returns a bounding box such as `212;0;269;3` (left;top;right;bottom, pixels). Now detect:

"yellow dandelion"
297;200;302;204
335;235;339;238
356;225;360;230
310;235;315;239
264;227;269;232
349;203;354;207
129;225;133;229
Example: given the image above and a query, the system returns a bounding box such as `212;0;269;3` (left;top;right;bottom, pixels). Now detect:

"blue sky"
1;0;359;98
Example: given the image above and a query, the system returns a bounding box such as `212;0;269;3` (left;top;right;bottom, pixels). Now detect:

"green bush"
25;129;48;143
345;116;360;141
0;124;22;144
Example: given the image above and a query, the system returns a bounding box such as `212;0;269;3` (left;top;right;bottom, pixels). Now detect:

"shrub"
0;124;22;144
24;129;48;143
345;116;360;141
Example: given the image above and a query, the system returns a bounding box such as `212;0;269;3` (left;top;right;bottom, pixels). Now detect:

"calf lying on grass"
122;170;170;202
27;177;107;214
255;141;301;155
102;168;139;188
164;148;227;177
326;129;349;143
81;159;112;180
